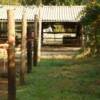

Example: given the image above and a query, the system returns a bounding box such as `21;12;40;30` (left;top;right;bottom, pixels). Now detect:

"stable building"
0;5;85;47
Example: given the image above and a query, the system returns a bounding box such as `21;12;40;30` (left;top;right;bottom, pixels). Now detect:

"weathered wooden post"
27;25;33;73
7;10;16;100
20;13;27;84
33;15;39;66
37;5;42;62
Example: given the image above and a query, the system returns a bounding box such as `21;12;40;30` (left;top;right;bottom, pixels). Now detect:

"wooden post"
7;10;16;100
33;15;39;66
27;25;33;73
36;0;42;62
20;13;27;84
79;24;83;46
81;25;86;55
76;23;81;46
37;6;42;62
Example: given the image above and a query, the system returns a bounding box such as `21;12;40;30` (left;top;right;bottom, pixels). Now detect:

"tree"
20;0;91;5
1;0;100;5
81;2;100;55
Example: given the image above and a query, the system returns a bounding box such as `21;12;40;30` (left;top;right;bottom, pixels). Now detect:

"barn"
0;5;85;47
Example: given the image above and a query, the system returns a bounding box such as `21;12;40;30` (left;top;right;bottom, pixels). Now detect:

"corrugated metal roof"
42;6;84;22
0;5;37;21
0;5;85;22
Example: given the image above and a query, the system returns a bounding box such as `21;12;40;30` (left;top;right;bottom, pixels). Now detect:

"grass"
17;56;100;100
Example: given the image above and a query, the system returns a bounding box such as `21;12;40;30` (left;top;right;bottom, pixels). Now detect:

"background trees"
21;0;93;5
1;0;99;5
81;2;100;55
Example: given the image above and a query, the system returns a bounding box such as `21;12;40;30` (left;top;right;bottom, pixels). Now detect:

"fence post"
27;26;33;73
7;10;16;100
37;6;42;62
20;13;27;84
33;15;39;66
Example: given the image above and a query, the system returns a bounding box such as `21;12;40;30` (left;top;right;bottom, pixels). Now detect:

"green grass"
17;56;100;100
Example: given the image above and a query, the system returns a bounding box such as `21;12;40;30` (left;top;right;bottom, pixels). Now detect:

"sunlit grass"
17;56;100;100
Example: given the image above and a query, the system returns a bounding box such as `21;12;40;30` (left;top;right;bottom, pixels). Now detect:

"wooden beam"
20;13;27;84
7;10;16;100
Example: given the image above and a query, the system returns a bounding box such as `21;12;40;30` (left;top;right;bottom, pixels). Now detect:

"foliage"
1;0;100;5
81;3;100;26
81;2;100;55
22;0;92;5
